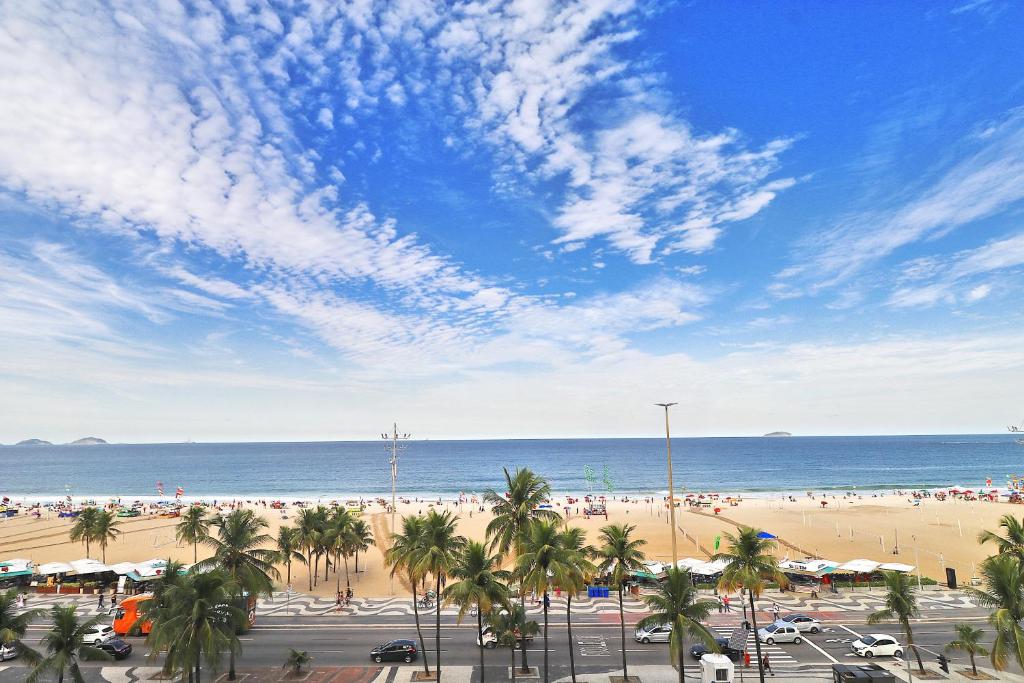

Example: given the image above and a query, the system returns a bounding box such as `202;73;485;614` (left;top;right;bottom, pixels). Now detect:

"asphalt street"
3;605;1010;681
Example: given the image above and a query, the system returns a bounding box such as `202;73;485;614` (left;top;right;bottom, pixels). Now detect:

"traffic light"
937;654;949;673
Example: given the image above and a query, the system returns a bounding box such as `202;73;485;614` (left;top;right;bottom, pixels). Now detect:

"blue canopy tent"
757;531;777;539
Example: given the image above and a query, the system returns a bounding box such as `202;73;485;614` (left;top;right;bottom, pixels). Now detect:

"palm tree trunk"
543;593;549;683
344;554;351;591
477;602;486;683
286;560;291;587
618;585;629;680
678;628;686;683
510;645;517;683
229;648;236;680
194;542;198;564
567;593;577;683
435;574;443;682
749;591;765;683
411;576;431;674
307;550;314;591
906;626;924;673
196;663;201;683
356;549;360;573
970;652;977;675
519;591;530;673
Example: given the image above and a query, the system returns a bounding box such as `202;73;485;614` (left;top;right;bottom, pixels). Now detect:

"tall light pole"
382;423;410;595
656;403;679;566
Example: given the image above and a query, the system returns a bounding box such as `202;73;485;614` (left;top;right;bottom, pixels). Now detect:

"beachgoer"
771;602;780;621
762;654;773;676
723;594;731;612
717;596;724;614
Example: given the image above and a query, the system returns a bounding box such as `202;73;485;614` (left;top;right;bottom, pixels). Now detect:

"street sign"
728;627;747;651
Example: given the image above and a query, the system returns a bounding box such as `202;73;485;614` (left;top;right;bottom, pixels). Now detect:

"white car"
0;642;18;661
851;634;903;658
757;622;802;645
83;624;115;645
779;613;822;633
634;624;673;643
477;625;534;649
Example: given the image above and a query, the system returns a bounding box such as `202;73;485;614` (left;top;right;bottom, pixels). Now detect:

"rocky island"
14;438;53;446
763;431;792;437
69;437;108;445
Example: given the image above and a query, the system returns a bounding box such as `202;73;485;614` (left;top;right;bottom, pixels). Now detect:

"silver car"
0;642;18;661
780;613;822;634
634;624;673;643
757;621;802;645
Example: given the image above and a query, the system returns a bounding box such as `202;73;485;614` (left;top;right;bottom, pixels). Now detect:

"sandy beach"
0;492;1009;597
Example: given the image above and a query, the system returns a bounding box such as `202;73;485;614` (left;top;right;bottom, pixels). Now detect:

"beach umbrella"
757;531;777;539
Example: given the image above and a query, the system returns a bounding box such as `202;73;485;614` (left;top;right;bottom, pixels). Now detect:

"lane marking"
804;637;839;663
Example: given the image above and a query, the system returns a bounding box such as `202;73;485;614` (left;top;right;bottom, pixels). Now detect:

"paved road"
3;601;1012;681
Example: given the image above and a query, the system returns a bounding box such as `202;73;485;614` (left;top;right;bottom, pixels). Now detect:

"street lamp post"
656;402;679;566
382;423;410;595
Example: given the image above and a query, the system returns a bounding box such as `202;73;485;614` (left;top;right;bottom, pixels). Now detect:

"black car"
370;639;418;663
690;638;743;661
98;637;133;660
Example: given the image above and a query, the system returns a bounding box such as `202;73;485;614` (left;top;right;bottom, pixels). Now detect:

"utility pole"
382;423;410;595
656;403;679;566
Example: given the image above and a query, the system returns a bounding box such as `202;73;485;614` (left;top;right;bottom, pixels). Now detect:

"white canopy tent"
36;562;74;575
690;559;730;575
69;559;111;575
108;562;137;576
836;559;881;573
878;562;915;573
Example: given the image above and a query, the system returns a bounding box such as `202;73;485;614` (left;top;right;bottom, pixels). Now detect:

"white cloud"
317;107;334;129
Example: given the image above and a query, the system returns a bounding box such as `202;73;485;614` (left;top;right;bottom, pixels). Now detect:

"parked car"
83;624;116;645
779;613;822;633
0;642;18;661
851;634;903;658
634;624;672;643
756;622;802;645
98;637;133;660
370;639;418;663
478;625;535;648
690;638;743;661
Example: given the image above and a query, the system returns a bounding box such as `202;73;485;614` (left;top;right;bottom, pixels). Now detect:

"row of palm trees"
68;507;121;563
384;467;768;683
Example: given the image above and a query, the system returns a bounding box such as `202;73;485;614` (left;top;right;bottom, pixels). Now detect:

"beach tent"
0;559;34;578
643;560;666;575
779;559;838;577
878;562;915;573
757;531;777;539
108;562;137;576
132;559;172;582
36;562;74;575
674;558;707;571
690;559;730;576
837;559;881;573
69;559;111;576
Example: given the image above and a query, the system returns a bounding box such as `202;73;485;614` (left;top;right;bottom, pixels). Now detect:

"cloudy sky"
1;0;1023;443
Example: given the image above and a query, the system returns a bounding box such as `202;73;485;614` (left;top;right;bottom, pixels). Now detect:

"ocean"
2;435;1021;501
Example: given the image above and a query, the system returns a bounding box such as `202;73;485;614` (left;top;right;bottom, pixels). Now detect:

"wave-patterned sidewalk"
13;589;975;619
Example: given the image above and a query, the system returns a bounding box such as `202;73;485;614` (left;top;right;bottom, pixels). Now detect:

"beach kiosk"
832;664;895;683
700;653;734;683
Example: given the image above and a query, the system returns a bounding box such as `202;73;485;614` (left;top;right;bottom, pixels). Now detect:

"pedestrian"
771;601;780;622
762;654;774;676
111;592;117;608
98;593;105;609
346;587;353;603
723;594;731;612
336;591;343;612
717;596;724;614
743;651;751;668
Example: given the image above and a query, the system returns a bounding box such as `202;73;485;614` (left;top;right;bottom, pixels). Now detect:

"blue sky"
1;0;1023;442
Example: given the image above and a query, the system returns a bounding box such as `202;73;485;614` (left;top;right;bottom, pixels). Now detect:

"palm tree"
283;648;312;677
518;519;569;683
200;509;280;680
979;515;1024;559
965;553;1024;671
351;518;375;574
387;515;432;676
0;588;41;664
597;523;647;682
146;570;244;683
176;505;211;564
713;526;787;683
484;467;559;673
490;605;539;683
638;568;718;683
947;623;987;676
26;605;111;683
867;571;924;672
69;506;100;557
297;507;326;591
275;526;307;588
417;509;466;682
555;526;596;683
92;509;120;563
444;541;510;683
